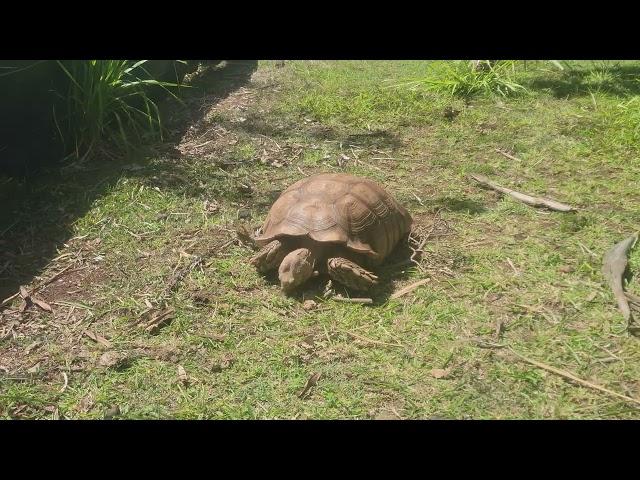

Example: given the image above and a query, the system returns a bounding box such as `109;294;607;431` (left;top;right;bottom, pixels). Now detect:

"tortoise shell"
255;173;412;264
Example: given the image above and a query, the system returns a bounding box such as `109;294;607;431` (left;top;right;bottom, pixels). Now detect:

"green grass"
396;60;528;98
2;60;640;419
55;60;182;160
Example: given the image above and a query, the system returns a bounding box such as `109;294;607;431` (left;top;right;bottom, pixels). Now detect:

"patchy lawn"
2;60;640;419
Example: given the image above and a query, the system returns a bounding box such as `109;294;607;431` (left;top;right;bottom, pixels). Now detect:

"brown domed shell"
255;173;412;263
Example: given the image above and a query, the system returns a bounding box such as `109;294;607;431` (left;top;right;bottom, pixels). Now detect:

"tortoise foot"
250;240;287;274
327;257;378;291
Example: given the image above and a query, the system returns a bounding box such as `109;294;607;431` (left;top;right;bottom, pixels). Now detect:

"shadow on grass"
0;61;258;302
430;196;487;215
527;64;640;99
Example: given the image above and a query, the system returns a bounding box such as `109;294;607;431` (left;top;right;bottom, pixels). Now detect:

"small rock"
302;300;317;311
98;351;124;369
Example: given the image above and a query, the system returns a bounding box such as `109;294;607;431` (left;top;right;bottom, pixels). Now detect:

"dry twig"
470;174;576;212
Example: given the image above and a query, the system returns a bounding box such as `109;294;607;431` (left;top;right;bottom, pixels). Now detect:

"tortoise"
250;173;412;293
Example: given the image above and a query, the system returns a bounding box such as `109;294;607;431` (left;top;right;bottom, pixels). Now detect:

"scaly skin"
250;240;288;274
327;257;378;291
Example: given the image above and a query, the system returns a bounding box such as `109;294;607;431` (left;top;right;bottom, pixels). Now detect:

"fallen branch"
408;230;427;271
470;339;640;408
406;213;445;271
142;308;175;334
390;279;431;299
507;347;640;408
602;233;639;333
470;174;576;212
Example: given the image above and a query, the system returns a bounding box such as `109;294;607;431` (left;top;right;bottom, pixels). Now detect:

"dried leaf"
177;365;188;385
18;300;28;313
27;362;41;374
12;404;28;416
32;298;53;312
83;330;113;348
430;368;451;379
19;286;30;300
298;372;321;399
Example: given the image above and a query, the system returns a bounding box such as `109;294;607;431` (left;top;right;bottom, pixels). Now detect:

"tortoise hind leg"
250;240;288;274
327;257;378;291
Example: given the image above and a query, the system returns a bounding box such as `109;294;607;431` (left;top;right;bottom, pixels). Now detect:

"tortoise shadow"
237;118;403;151
259;242;419;305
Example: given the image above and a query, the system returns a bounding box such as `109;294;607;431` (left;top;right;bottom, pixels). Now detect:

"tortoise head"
278;248;317;293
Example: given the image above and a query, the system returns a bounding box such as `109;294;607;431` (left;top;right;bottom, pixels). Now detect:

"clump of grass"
605;96;640;146
54;60;181;160
397;60;528;98
582;95;640;155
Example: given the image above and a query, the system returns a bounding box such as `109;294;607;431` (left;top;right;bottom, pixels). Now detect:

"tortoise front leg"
250;240;288;274
327;257;379;291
